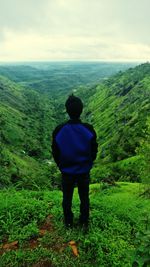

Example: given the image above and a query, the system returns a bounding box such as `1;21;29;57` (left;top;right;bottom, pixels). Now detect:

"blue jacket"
52;119;98;175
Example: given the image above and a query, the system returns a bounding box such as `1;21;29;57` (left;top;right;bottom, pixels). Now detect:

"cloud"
0;0;48;33
0;0;150;61
0;30;149;61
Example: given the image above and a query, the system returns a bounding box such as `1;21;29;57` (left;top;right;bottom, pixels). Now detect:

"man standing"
52;95;98;228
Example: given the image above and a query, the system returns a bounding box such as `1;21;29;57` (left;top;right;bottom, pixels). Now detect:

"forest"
0;62;150;267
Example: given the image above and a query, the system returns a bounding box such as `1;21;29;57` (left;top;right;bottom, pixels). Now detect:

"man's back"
52;119;97;174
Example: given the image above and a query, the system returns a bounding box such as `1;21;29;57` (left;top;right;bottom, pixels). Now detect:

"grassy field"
0;182;150;267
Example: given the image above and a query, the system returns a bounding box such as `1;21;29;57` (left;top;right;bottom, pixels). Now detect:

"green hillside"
0;76;56;188
88;63;150;182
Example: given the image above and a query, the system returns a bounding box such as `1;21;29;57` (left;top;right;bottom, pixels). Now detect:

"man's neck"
68;118;81;123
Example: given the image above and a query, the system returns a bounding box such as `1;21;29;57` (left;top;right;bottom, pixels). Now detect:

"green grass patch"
0;183;150;267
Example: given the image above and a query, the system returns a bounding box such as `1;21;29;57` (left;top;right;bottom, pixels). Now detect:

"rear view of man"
52;95;98;228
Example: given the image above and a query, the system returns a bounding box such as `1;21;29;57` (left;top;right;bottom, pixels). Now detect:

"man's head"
65;94;83;119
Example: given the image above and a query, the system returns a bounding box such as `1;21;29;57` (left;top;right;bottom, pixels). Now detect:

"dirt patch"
29;239;40;249
0;240;19;255
0;214;54;255
41;215;53;230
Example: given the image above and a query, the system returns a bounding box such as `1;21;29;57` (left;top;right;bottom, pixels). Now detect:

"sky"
0;0;150;62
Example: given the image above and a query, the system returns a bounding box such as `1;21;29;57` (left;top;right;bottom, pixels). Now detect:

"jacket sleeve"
83;123;98;161
91;127;98;161
51;127;60;166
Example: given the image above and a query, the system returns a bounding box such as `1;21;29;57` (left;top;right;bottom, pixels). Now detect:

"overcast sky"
0;0;150;61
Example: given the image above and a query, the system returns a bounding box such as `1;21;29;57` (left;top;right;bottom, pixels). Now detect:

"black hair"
65;94;83;119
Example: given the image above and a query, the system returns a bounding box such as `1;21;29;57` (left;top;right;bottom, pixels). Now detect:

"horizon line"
0;59;148;64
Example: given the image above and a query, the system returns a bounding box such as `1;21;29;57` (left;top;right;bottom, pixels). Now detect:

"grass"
0;183;150;267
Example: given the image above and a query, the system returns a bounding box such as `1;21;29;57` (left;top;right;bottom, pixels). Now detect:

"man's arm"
82;122;98;161
51;126;61;166
51;136;60;166
91;128;98;161
51;123;65;166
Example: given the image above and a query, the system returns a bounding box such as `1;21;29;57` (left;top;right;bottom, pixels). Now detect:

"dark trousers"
62;173;90;225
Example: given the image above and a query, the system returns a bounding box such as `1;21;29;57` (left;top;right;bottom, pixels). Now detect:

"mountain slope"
0;76;56;188
89;63;150;181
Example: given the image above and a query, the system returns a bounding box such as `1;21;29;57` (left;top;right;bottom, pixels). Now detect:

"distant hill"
0;62;136;98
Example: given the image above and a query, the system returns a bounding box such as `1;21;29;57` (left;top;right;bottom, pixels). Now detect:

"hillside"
88;63;150;181
0;76;56;188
